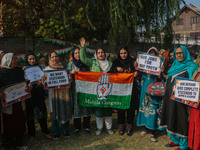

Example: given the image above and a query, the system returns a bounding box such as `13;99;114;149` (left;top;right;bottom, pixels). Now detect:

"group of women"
0;37;200;150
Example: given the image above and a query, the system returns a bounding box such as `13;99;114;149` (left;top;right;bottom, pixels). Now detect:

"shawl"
72;47;89;71
1;53;13;69
167;45;198;79
98;60;110;73
49;58;64;70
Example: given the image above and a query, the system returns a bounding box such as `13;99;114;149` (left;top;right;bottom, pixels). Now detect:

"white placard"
175;80;199;102
138;54;161;72
3;82;28;103
46;70;69;87
24;66;44;82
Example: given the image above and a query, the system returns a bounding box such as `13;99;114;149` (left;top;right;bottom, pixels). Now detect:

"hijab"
167;45;198;79
48;52;64;69
72;47;89;71
1;53;13;69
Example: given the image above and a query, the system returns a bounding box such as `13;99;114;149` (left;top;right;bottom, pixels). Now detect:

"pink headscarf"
147;47;158;55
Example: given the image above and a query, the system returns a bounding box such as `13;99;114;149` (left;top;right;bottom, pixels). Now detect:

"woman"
109;46;141;136
136;47;164;142
79;37;113;135
24;50;51;141
44;52;72;139
188;54;200;150
0;53;28;150
160;45;198;150
67;47;93;134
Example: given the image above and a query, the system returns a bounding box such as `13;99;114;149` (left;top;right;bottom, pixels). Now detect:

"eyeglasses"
175;52;183;55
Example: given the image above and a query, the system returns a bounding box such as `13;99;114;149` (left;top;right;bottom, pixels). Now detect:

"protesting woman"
160;45;198;150
43;52;72;139
79;37;113;135
24;51;51;141
0;53;28;150
188;54;200;150
67;47;93;134
109;46;141;136
136;47;164;142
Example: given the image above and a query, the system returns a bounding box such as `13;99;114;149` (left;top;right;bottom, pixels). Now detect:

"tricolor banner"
75;71;134;109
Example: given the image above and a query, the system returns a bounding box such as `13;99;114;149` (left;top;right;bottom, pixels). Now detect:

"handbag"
146;81;166;97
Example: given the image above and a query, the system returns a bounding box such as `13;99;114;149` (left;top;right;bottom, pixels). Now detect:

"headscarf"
48;52;64;69
147;47;159;55
1;53;14;69
195;55;200;66
72;47;89;71
167;45;198;79
25;50;37;66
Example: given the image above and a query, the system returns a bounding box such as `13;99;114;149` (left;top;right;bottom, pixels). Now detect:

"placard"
1;81;31;107
136;52;164;75
44;70;70;89
24;65;44;84
171;77;200;108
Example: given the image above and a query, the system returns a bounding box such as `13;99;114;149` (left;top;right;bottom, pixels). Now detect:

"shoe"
176;148;183;150
119;130;125;136
17;146;29;150
63;132;71;138
150;135;157;142
107;129;114;135
73;129;80;134
165;142;179;147
127;130;133;136
43;133;52;139
96;129;102;135
141;130;148;136
53;134;60;140
85;128;91;134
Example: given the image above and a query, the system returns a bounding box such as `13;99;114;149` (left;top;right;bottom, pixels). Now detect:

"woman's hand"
70;69;77;75
80;37;86;47
117;67;123;72
41;76;47;82
134;61;138;68
134;71;138;77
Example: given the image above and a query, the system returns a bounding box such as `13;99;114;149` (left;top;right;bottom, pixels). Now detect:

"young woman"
43;52;72;139
136;47;164;142
160;45;198;150
24;51;51;141
0;53;28;150
109;46;141;136
67;47;93;134
189;54;200;150
79;37;113;135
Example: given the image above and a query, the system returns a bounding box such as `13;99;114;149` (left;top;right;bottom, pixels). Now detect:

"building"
173;4;200;45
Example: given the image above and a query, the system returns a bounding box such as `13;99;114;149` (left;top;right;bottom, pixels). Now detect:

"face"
28;55;36;65
175;47;184;62
10;55;18;68
97;49;105;60
50;52;59;63
74;48;80;60
120;49;128;60
169;52;173;59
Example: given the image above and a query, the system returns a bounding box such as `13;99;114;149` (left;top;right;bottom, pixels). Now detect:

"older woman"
67;47;93;134
44;52;72;139
0;53;28;150
188;54;200;150
109;46;141;136
136;47;164;142
161;45;198;150
80;37;113;135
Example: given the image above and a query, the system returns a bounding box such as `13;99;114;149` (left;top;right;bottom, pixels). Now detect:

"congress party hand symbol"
97;74;112;100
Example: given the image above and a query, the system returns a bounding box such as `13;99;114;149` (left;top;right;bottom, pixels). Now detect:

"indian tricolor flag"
75;71;134;109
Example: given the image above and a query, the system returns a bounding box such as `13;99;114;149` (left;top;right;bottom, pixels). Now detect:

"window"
176;18;183;25
191;17;199;24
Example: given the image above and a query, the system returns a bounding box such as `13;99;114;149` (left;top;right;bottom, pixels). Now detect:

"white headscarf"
1;53;14;69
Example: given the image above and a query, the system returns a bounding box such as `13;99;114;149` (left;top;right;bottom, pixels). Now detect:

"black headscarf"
72;47;89;71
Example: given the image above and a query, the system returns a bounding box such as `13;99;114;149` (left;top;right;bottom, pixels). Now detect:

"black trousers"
74;116;91;130
27;118;49;136
117;109;136;125
5;134;23;149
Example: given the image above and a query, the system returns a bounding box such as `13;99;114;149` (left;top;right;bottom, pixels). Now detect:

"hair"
118;46;130;58
96;48;106;54
149;49;157;54
25;50;37;65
